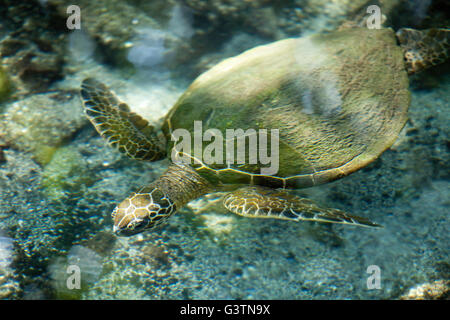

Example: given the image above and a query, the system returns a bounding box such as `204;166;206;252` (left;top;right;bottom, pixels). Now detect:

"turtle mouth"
113;219;150;237
113;226;141;237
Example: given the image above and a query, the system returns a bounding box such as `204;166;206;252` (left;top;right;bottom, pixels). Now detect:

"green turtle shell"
162;28;410;189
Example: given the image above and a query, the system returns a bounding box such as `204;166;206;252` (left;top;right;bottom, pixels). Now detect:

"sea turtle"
80;27;449;236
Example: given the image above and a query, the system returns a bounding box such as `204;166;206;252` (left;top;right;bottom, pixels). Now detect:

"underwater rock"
48;245;103;298
55;0;158;64
0;146;101;288
83;237;185;299
67;30;96;63
200;214;235;239
42;0;410;80
0;233;21;299
183;0;277;35
0;270;20;299
41;145;95;201
47;0;192;71
0;119;166;295
400;280;450;300
1;90;87;165
388;0;450;30
184;0;398;38
0;0;67;95
0;40;64;94
0;235;14;270
67;245;103;283
193;32;268;75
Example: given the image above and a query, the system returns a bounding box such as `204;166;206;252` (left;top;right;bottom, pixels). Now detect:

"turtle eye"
128;218;148;231
111;207;117;219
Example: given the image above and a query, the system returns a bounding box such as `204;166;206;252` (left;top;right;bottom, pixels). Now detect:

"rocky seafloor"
0;0;449;299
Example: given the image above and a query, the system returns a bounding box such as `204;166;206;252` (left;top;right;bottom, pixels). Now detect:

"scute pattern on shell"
164;28;410;188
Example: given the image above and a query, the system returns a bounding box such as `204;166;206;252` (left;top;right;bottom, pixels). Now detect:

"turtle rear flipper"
396;28;450;74
80;78;166;161
223;186;381;228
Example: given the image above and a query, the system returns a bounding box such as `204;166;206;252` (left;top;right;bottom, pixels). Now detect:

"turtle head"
112;186;176;236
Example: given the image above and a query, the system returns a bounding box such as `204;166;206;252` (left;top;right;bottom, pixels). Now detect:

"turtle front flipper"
223;186;381;228
80;78;166;161
396;28;449;74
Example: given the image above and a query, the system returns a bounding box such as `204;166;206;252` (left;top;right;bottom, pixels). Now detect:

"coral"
200;214;235;238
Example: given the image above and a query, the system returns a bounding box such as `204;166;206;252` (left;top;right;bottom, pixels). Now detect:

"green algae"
0;66;11;103
41;146;96;201
33;145;59;166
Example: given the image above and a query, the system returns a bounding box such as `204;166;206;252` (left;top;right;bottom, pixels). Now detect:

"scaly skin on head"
396;28;449;74
112;164;212;236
